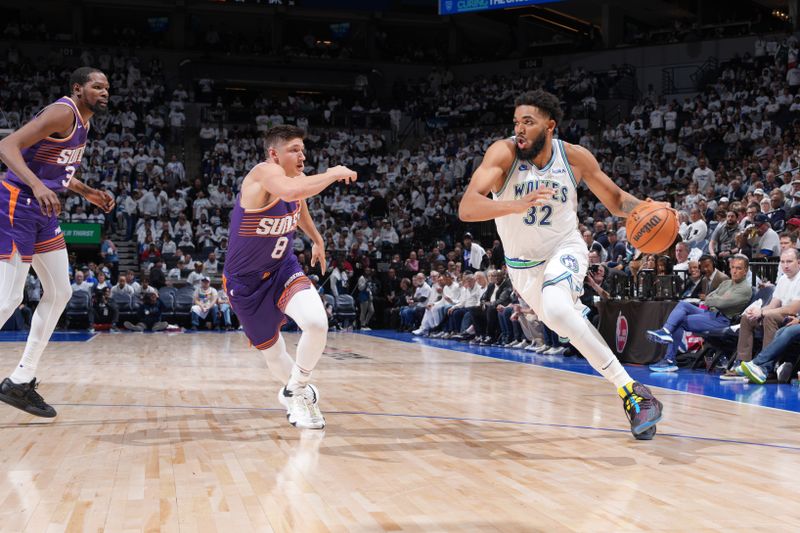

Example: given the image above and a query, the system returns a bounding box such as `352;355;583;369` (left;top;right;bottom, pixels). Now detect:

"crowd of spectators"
4;32;800;383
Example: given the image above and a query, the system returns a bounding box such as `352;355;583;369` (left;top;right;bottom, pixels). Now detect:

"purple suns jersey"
223;195;302;278
5;96;89;194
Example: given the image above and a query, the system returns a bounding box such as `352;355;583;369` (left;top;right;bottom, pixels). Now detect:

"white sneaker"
544;346;565;355
524;342;540;351
513;340;528;348
279;385;325;429
412;328;425;336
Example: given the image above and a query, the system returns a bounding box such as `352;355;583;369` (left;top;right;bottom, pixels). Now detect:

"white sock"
10;250;71;384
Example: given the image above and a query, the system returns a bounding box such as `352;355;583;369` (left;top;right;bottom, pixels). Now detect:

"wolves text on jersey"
513;179;569;203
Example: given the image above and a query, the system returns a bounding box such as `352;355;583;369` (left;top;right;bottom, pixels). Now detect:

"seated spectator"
673;242;690;271
140;242;161;266
679;260;704;299
111;275;135;297
646;255;752;372
203;252;220;275
470;269;512;346
748;213;781;259
740;316;800;384
442;272;484;339
699;254;729;296
216;286;233;330
189;276;218;330
124;291;168;332
125;270;141;296
149;259;167;289
139;276;158;300
708;210;739;260
71;271;94;294
92;287;119;331
168;260;185;282
399;273;431;331
734;248;800;366
94;271;111;293
462;232;486;272
581;264;609;324
414;271;459;336
187;262;205;286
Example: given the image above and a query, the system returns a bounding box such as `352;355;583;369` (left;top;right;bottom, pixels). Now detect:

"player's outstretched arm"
297;199;327;275
253;163;356;202
67;178;115;213
459;140;556;222
0;105;76;216
565;143;642;217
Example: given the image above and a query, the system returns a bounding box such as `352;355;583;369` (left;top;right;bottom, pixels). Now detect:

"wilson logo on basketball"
615;312;629;353
632;214;661;242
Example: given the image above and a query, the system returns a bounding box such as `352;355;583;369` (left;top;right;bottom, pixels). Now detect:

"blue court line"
0;331;96;343
40;401;800;452
358;330;800;414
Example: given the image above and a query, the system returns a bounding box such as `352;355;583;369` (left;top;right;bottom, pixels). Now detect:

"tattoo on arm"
620;197;641;214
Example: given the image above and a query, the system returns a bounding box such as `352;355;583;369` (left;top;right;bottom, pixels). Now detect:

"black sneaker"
619;382;662;436
0;378;57;418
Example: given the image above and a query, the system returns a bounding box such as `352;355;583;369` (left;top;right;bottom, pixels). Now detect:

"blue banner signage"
439;0;561;15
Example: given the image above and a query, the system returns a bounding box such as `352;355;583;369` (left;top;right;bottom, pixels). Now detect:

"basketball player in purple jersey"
223;125;356;429
0;67;114;418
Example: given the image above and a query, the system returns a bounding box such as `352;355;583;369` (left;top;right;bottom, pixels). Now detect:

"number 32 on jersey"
523;205;552;226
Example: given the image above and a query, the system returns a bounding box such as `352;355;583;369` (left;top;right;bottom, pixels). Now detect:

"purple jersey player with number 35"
223;125;357;429
0;67;115;419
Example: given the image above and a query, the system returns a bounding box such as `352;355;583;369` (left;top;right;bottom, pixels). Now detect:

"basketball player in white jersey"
459;90;663;439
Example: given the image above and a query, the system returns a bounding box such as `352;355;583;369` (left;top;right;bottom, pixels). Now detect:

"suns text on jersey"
513;179;568;203
255;211;301;236
56;146;86;165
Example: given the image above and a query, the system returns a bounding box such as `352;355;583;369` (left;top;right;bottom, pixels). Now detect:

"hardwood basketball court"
0;331;798;531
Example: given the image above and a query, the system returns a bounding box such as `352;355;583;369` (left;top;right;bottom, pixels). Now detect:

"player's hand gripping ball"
625;201;679;254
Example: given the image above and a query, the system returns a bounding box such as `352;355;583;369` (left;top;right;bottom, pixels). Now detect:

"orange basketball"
625;202;679;253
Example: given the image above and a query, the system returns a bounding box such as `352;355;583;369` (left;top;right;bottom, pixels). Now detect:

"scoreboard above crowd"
438;0;563;16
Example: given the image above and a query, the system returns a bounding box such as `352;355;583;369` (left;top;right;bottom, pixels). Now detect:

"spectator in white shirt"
111;276;136;297
187;262;206;287
203;252;220;275
71;271;94;294
692;157;715;192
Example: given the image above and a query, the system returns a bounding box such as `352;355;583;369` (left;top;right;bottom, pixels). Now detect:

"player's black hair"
69;66;103;92
264;125;306;149
514;89;563;125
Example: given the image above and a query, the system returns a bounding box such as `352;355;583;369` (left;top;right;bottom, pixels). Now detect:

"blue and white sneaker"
646;328;673;345
649;358;678;372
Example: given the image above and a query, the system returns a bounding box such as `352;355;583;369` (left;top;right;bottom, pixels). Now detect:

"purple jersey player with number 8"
223;125;357;429
0;67;115;419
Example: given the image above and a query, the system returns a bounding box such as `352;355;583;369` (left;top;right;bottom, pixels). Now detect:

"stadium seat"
173;286;196;326
112;292;138;324
334;294;357;326
64;291;92;329
158;287;178;322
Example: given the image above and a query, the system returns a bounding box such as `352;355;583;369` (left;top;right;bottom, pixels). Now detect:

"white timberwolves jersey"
492;138;582;265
